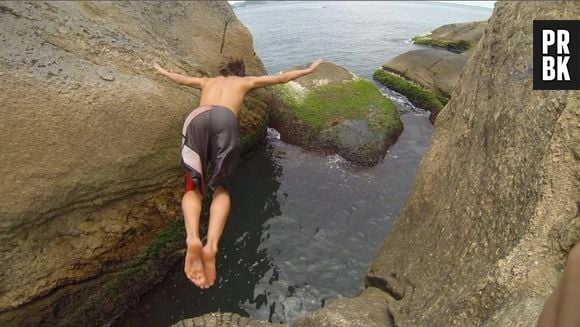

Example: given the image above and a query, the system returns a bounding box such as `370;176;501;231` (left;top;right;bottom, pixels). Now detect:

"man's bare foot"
201;244;218;288
184;238;206;287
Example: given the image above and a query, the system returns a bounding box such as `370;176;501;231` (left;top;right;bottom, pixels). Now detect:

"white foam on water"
267;127;281;140
326;154;347;169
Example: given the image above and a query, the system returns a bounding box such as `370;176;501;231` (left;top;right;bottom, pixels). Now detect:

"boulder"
173;287;393;327
0;1;270;325
271;62;403;167
374;48;467;121
174;312;279;327
291;287;394;327
412;21;488;52
375;21;488;121
382;49;467;98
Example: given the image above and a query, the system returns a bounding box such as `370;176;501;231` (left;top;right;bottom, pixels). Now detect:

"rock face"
367;1;580;326
271;62;403;166
0;1;270;325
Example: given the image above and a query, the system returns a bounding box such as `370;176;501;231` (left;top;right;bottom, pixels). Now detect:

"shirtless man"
154;57;323;289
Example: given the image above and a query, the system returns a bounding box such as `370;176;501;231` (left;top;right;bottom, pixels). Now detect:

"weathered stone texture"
382;48;468;98
174;312;279;327
367;1;580;326
291;287;394;327
0;1;270;324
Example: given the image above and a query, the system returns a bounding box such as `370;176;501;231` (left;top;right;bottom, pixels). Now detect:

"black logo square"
533;20;580;90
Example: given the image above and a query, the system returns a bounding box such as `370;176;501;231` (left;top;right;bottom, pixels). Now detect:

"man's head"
219;57;245;77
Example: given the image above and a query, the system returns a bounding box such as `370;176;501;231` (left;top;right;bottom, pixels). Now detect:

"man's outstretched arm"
247;58;323;89
154;63;206;89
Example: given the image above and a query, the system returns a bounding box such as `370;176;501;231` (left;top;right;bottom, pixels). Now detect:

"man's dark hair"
219;57;245;77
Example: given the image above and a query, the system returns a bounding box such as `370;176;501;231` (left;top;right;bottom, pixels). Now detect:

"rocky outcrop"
412;21;487;52
174;312;279;327
173;287;393;327
367;1;580;326
0;1;270;325
292;287;394;327
381;49;468;99
375;21;487;121
374;65;449;122
271;62;403;166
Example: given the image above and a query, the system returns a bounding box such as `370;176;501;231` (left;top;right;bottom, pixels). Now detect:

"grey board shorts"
181;105;240;194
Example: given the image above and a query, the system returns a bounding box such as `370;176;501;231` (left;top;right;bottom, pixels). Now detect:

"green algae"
373;69;447;120
412;35;472;52
274;78;402;135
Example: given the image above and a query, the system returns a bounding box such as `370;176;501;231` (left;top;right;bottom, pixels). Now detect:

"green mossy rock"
412;35;472;52
271;62;403;167
375;21;487;122
373;69;446;122
412;21;487;53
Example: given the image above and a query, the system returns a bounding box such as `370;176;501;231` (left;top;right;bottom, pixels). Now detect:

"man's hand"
308;58;324;73
246;57;325;89
154;62;169;75
153;62;206;89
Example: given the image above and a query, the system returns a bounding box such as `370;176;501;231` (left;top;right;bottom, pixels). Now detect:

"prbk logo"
533;20;580;90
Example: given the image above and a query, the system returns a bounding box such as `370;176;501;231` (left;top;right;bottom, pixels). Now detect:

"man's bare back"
197;76;249;115
153;58;322;289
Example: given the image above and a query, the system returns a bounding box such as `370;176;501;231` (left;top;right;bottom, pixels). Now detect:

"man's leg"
201;186;231;288
182;188;206;287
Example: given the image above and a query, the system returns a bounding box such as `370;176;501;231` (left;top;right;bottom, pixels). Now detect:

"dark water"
116;1;491;325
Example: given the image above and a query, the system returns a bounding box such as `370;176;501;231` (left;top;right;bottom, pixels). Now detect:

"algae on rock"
373;69;446;122
271;62;403;167
412;21;488;52
377;21;487;121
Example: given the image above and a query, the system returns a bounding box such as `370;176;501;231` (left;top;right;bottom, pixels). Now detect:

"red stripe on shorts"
184;171;195;192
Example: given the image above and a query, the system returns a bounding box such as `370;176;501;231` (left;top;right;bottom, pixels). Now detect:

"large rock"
174;312;279;327
367;1;579;326
382;49;468;98
0;1;270;325
173;287;393;327
271;62;403;166
375;21;488;121
292;287;394;327
375;48;468;122
412;21;488;52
